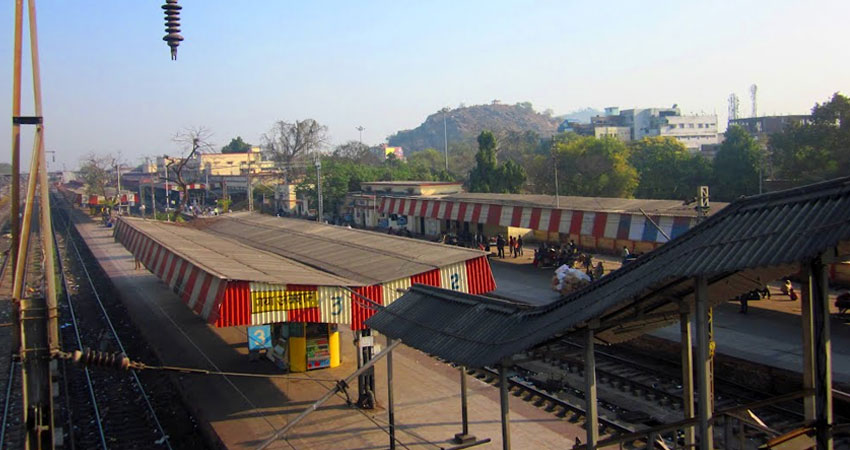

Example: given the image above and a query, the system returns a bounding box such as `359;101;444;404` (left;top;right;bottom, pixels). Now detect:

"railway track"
52;201;207;449
515;337;850;448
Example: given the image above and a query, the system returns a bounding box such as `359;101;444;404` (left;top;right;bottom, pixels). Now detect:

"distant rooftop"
418;192;727;218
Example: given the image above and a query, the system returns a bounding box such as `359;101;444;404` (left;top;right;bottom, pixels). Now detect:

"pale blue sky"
1;1;848;170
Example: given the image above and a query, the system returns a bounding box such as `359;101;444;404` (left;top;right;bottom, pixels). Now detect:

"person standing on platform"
509;236;516;257
517;235;524;256
496;235;506;258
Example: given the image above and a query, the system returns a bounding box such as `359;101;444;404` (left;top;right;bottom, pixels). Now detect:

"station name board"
251;290;319;313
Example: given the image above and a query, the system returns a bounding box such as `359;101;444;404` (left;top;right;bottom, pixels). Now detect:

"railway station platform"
489;252;850;386
69;210;580;449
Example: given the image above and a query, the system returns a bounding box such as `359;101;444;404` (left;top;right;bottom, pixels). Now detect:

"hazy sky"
1;0;848;170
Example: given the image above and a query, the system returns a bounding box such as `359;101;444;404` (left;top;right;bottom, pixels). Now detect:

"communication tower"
728;93;740;121
750;84;758;118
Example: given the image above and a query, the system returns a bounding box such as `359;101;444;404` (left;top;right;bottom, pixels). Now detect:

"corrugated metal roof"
119;218;361;286
191;213;488;285
367;177;850;368
417;192;728;218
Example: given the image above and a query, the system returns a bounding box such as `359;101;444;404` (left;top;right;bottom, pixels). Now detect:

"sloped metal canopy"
367;177;850;368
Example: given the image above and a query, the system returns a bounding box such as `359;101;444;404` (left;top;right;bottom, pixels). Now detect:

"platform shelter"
113;213;495;372
368;177;850;450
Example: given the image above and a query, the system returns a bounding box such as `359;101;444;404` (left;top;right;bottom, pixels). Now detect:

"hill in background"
387;102;561;152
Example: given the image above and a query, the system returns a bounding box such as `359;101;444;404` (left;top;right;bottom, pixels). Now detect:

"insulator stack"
71;348;132;371
162;0;184;60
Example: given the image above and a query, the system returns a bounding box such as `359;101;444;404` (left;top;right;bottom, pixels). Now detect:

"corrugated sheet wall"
216;281;251;327
114;220;227;325
351;285;383;331
379;199;704;251
382;277;412;308
465;256;496;294
440;261;469;293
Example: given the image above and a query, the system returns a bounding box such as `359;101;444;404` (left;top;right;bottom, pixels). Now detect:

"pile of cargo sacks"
551;264;591;295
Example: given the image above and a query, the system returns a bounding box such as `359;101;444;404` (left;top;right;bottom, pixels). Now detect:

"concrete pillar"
695;276;714;449
585;327;599;449
499;364;511;450
810;258;833;450
680;304;696;448
801;264;817;423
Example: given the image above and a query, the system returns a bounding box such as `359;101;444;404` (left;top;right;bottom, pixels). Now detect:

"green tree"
552;135;638;197
468;131;500;192
629;136;713;200
771;92;850;184
221;136;252;153
713;125;763;201
467;131;526;193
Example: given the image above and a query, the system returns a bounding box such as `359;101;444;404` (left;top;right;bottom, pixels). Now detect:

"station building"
112;213;495;371
347;181;727;255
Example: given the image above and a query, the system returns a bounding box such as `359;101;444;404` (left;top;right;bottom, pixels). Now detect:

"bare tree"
166;127;215;214
78;152;116;198
332;140;380;165
262;119;327;182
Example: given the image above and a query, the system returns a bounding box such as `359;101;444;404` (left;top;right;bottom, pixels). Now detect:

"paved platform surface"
72;210;582;450
650;295;850;385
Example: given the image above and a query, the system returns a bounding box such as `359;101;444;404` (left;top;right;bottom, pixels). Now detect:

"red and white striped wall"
114;220;229;325
379;197;696;251
114;219;496;329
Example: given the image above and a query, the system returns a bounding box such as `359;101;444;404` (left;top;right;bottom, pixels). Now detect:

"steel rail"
0;359;16;448
54;206;172;449
53;218;107;449
470;365;634;436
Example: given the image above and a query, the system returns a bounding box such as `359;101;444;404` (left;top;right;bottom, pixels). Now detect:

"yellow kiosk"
286;323;340;372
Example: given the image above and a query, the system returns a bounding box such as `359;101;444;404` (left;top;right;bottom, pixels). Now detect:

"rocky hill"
388;103;561;152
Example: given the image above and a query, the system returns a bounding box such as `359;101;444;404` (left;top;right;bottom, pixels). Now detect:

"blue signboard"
397;215;408;226
248;325;272;351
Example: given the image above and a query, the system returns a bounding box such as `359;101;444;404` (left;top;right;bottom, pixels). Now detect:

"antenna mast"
750;84;758;118
728;93;740;121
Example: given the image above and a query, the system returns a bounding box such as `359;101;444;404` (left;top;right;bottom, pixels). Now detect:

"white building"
612;107;719;152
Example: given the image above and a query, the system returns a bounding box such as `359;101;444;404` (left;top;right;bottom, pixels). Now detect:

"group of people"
494;234;523;258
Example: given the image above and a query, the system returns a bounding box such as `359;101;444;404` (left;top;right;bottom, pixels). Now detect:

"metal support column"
681;304;696;448
695;276;714;449
499;363;511;450
356;329;376;409
801;264;817;423
10;0;23;279
454;366;476;444
810;258;833;449
387;337;396;450
584;326;599;449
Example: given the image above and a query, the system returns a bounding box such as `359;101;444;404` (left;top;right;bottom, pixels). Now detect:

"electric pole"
443;107;449;172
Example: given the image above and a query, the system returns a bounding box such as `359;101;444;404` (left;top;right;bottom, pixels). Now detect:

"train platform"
70;210;581;449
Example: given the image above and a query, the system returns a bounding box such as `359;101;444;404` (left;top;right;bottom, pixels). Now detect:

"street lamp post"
357;125;365;147
315;157;323;223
